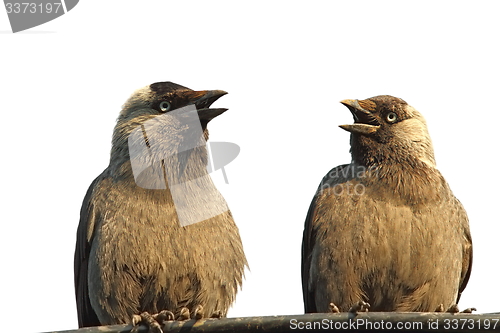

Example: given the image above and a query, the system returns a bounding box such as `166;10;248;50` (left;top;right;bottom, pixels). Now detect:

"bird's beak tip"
197;108;228;122
340;99;357;107
204;90;228;99
192;89;228;112
339;124;351;133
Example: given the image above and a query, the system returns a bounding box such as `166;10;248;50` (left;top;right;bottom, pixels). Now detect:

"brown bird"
74;82;247;329
301;95;472;313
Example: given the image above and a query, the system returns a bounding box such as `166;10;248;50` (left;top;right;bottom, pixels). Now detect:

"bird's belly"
88;205;243;323
316;198;462;312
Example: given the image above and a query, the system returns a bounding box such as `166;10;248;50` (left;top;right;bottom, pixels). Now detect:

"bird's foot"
132;305;221;327
131;310;174;333
179;305;219;320
193;305;204;320
177;307;190;321
329;302;340;313
348;300;370;314
434;304;476;314
435;304;445;312
210;310;223;319
447;304;460;313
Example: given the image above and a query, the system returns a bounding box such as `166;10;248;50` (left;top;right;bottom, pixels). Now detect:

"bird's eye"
386;112;398;123
159;101;171;112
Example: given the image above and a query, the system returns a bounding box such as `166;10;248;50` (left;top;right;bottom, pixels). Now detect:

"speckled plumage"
302;95;472;313
74;82;247;327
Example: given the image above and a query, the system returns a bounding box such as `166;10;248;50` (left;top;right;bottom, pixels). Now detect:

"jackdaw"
302;95;472;313
74;81;247;329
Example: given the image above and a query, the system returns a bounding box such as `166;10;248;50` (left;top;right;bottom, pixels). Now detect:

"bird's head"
119;81;227;130
339;95;436;168
110;82;228;176
113;81;227;147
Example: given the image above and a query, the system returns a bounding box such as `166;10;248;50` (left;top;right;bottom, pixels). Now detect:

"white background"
1;2;499;332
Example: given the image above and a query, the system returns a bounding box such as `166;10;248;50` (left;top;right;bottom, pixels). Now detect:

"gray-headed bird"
74;82;247;330
302;95;472;313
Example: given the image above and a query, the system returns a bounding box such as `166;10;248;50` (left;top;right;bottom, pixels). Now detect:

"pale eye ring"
386;112;398;123
159;101;171;112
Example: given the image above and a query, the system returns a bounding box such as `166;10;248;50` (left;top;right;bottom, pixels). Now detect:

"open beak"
190;90;228;122
172;89;228;177
339;99;380;135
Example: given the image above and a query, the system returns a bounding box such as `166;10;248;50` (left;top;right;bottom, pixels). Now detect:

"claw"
447;304;460;313
210;310;223;319
130;312;163;333
348;300;370;314
132;314;142;326
193;305;204;320
329;302;340;313
178;307;190;321
154;310;175;324
435;304;445;312
461;307;477;313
